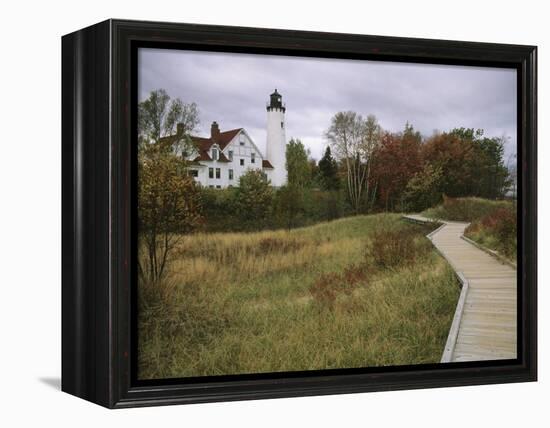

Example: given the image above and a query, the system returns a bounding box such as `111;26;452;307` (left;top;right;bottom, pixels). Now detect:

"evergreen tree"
317;146;340;190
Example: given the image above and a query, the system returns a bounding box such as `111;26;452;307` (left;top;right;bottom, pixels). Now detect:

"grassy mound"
422;196;513;222
138;214;459;379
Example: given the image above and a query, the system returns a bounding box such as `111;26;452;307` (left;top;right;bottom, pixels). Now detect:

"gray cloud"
138;48;517;161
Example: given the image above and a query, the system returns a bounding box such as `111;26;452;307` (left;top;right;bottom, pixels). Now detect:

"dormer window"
212;147;218;160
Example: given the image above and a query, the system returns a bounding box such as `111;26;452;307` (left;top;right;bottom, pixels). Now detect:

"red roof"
193;150;212;162
160;127;280;169
161;127;242;163
191;128;241;151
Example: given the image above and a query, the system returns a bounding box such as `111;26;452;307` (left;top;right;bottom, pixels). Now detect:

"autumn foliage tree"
421;132;477;197
137;89;203;283
371;128;423;211
421;129;509;199
138;145;202;282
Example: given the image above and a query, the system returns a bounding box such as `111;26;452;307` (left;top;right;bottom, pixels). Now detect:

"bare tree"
325;112;380;213
138;88;200;155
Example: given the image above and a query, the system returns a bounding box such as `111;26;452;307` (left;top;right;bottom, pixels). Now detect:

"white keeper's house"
162;89;288;188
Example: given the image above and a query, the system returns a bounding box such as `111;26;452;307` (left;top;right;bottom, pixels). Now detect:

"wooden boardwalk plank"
403;215;517;362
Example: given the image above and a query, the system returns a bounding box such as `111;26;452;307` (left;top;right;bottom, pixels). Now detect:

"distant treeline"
199;120;512;232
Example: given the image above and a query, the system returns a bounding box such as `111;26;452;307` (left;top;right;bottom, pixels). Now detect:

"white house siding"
188;131;266;188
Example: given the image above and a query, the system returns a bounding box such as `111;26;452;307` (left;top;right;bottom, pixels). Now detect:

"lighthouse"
266;89;287;187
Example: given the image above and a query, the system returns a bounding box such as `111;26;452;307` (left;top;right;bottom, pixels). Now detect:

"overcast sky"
138;48;517;162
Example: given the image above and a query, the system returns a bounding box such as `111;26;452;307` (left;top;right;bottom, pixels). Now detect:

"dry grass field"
138;213;460;379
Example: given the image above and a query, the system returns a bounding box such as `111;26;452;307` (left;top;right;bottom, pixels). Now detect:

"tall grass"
138;214;459;379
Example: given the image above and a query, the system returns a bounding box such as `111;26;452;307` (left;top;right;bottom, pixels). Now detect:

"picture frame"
61;19;537;408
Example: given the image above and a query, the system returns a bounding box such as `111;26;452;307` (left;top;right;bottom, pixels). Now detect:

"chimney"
211;121;220;140
176;123;184;136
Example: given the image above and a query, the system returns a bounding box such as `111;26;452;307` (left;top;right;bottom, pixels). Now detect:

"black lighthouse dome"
267;89;285;112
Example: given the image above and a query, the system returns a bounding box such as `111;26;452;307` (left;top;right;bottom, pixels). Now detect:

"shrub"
309;272;341;309
309;265;369;310
465;205;517;259
366;227;432;269
138;148;202;282
199;187;238;232
235;170;274;230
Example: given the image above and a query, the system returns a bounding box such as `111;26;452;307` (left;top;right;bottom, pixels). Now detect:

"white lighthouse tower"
266;89;287;186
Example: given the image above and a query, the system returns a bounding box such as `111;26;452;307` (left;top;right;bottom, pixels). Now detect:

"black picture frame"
62;19;537;408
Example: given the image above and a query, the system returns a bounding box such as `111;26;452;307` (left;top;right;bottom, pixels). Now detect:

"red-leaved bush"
466;205;516;258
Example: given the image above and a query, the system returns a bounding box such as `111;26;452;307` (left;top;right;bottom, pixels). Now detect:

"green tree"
276;138;312;229
472;136;510;198
449;128;510;198
274;185;304;230
235;170;274;229
286;138;311;188
403;121;422;142
138;145;202;283
317;146;340;190
402;164;444;212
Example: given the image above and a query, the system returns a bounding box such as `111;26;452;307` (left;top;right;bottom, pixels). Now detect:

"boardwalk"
405;215;517;362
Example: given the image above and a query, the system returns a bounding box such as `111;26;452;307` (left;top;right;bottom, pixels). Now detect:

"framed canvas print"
62;19;537;408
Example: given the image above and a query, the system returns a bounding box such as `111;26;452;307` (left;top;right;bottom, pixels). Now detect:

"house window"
209;168;214;179
189;170;198;177
209;185;214;188
239;134;245;145
251;153;255;163
212;148;218;160
229;169;234;180
215;168;220;179
281;121;284;129
240;159;245;166
216;185;221;189
228;150;233;161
